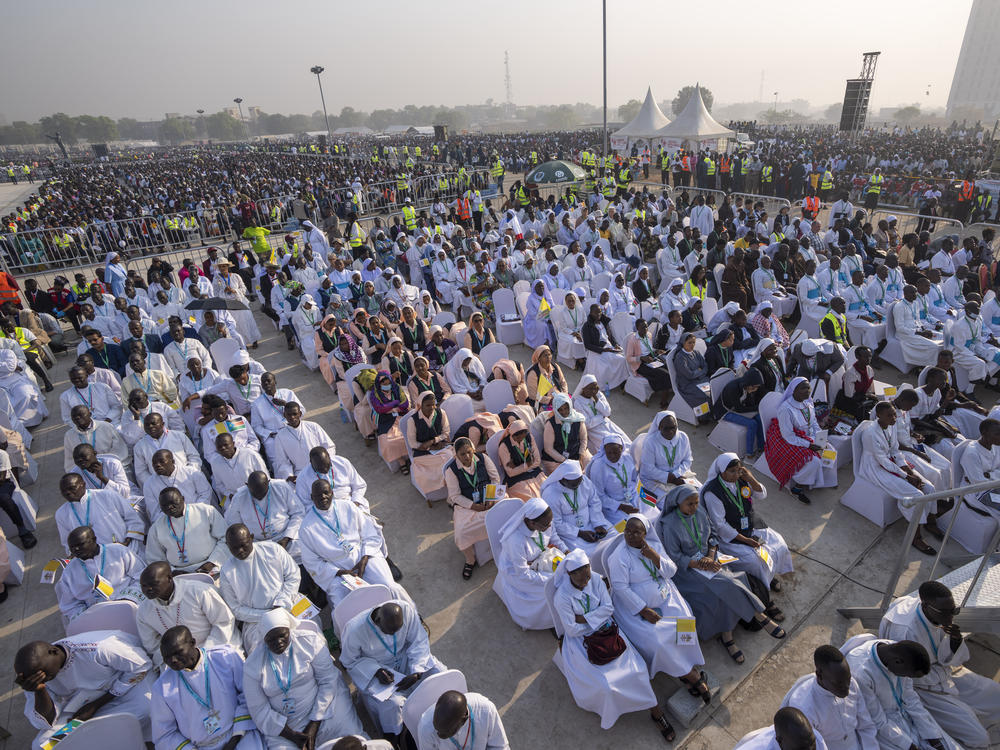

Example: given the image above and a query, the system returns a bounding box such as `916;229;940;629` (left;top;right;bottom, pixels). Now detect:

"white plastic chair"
700;297;719;326
707;370;750;457
479;342;509;373
839;421;901;527
513;280;530;297
591;532;624;580
0;485;37;539
485;430;506;481
492;289;524;346
483;379;515;414
449;321;468;346
399;410;448;504
712;264;725;298
441;394;475;439
631;432;646;471
403;670;469;738
56;713;146;750
879;301;914;374
664;351;699;426
209;338;242;374
332;583;393;636
484;498;523;564
173;572;216;587
5;539;24;585
609;312;635;348
65;600;141;637
432;311;456;329
592;272;612;292
515;291;531;318
938;440;999;554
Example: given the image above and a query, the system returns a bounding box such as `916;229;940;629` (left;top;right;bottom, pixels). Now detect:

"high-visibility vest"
867;174;884;194
720;156;731;173
529;151;538;164
960;181;974;201
821;311;848;345
491;160;504;177
396;173;408;190
660;153;670;170
516;186;530;207
405;157;415;169
740;159;749;175
580;150;590;166
456;198;471;221
584;170;596;190
432;145;439;155
182;216;198;231
414;146;422;158
5;168;13;178
437;177;449;192
770;230;785;245
165;217;180;230
601;177;616;198
762;166;774;182
634;209;646;223
4;327;32;350
402;205;417;231
603;155;614;169
21;166;29;175
616;168;630;189
685;279;706;300
705;158;716;176
349;223;367;248
270;205;281;222
681;156;691;171
977;193;993;212
71;284;89;300
820;171;833;190
0;276;19;307
803;196;820;215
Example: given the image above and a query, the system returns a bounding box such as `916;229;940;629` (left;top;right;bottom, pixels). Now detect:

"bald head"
372;602;405;635
773;707;817;750
433;690;470;739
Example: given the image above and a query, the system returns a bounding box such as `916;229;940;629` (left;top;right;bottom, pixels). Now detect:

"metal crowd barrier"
868;209;964;243
729;191;792;216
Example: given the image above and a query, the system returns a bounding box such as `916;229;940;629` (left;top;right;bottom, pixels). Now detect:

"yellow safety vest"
685;280;706;300
491;160;504;177
868;174;884;194
705;158;716;175
762;166;773;182
349;223;367;248
821;311;848;345
402;205;416;231
821;171;833;190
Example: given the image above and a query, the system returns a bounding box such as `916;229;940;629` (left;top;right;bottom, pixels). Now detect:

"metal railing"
729;191;792;216
867;209;965;242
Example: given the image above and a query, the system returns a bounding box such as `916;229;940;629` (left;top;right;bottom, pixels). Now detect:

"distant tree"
758;109;809;125
0;121;41;145
205;112;242;140
895;105;921;123
823;103;843;122
546;104;578;130
117;118;142;139
617;99;642;122
159;118;195;145
672;86;713;115
338;107;366;127
286;114;311;133
433;107;468;131
368;109;396;131
39;113;79;143
75;115;117;142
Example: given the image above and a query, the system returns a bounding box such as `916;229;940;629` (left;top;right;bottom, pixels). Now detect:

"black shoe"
43;382;53;393
790;487;812;505
386;556;403;582
0;587;7;603
19;531;37;549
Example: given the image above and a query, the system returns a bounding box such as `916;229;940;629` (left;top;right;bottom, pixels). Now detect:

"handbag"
582;619;627;665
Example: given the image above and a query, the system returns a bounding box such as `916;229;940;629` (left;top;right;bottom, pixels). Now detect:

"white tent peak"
612;86;671;137
655;85;733;141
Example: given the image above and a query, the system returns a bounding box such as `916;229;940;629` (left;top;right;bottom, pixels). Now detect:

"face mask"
380;385;391;393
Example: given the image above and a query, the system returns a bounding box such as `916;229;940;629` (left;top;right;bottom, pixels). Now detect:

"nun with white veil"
551;548;676;739
700;453;794;596
707;301;741;335
572;373;630;454
300;220;330;259
540;459;615;558
290;295;322;370
443;347;487;410
587;434;656;525
496;497;569;630
607;514;710;701
555;292;588;363
387;274;420;309
764;376;837;501
0;350;47;427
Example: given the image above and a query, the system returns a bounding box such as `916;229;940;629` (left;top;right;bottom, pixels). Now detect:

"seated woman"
705;328;737;375
368;371;410;474
316;314;343;387
707;301;742;336
406;391;455;498
556;291;588;369
625;318;673;409
749;301;790;350
672;334;711;422
422;325;457;371
406;355;451;406
497;419;545;500
750;338;788;394
608;272;638;317
444;436;502;580
496;498;569;630
541;460;614;557
463;311;495;354
379;298;402;337
541;393;591;474
764;376;836;504
348;308;371;345
831;345;876;424
715;368;766;456
360;315;390;363
608;515;710;704
681;298;708;338
443;347;487;410
489;358;529;405
524;280;556;351
655;309;686;352
656;484;785;666
291;294;322;369
525;344;568;412
700;453;793;615
587;434;653;525
0;350;48;427
329;332;368;410
640;411;697;499
386;274;420;310
416;290;440;325
397;304;428;354
572;374;630;454
380;336;415;385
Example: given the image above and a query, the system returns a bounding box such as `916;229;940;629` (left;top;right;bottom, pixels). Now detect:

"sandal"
400;463;410;475
790;486;811;504
720;637;745;664
769;578;783;592
762;619;786;639
764;605;786;622
462;562;475;580
685;671;711;704
651;713;675;743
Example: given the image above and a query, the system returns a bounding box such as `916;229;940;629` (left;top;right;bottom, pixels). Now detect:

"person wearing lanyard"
55;472;144;553
417;690;511;750
153;626;263;750
587;434;647;525
225;471;302;552
540;460;613;558
56;526;143;625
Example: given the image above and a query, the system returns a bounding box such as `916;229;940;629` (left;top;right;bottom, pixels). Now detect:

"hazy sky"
0;0;973;122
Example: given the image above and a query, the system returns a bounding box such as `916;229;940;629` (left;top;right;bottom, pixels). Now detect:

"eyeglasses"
925;603;961;617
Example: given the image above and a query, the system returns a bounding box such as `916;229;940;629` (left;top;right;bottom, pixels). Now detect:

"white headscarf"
551;391;584;423
259;608;296;637
540;459;583;494
747;337;777;366
707;452;740;483
444;347;486;393
0;350;16;376
571;373;599;400
780;375;810;407
499;496;550;545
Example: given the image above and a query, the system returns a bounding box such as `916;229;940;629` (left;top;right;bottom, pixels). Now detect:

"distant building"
946;0;1000;120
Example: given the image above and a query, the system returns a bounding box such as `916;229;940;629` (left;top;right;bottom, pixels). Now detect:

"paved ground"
0;304;998;750
0;181;40;220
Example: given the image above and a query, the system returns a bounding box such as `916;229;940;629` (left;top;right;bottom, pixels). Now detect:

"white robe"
952;314;997;379
249;388;302;458
162;336;212;376
572;392;631;455
733;726;829;750
893;300;943;363
201;375;264;417
294;455;369;511
119;402;184;449
496;523;566;630
200;415;260;462
133;429;199;488
0;371;48;427
639;431;696;496
145;502;229;572
556;305;587;361
225;480;304;558
63;421;129;472
859;423;933;522
416;692;510;750
781;674;880;750
797;275;829;323
60;382;122;424
55;543;144;625
752;268;797;317
272;421;336;481
142;463;215;521
69;453;136;500
212;273;261;346
219;541;301;653
292;305;323;369
54;488;145;552
208;448;269;509
541;478;615;558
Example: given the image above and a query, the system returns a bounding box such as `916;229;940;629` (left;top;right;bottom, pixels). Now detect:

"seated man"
844;636;953;750
121;352;178;406
161;321;211;377
244;609;364;749
416;690;510;750
340;600;444;746
55;525;144;626
199;394;260;462
63;404;128;472
224;472;303;557
787;339;844;403
152;626;264;750
146;488;228;574
70;443;136;501
184;354;265;417
133;411;199;488
59;365;121;424
581;303;629;391
733;707;827;750
54;473;144;553
208;433;269;510
16;632;155;750
142;449;214;521
272;403;337;482
881;581;1000;750
892;285;943;366
781;645;878;750
249;371;302;459
294;446;370;511
137;561;237;670
119;387;185;448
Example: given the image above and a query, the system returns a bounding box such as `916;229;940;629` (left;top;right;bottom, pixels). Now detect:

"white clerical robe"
752;267;797;318
952;314;997;379
54;488;145;552
244;629;363;747
541;479;614;557
249;388;302;458
146;502;229;572
200;415;259;462
272;421;336;480
55;543;144;625
340;602;445;734
208;448;269;509
892;300;942;363
496;523;566;630
225;480;304;555
142;464;215;521
119;402;185;448
294;455;370;511
416;692;510;750
122;366;179;406
781;674;879;750
88;366;123;398
151;646;264;750
63;421;129;472
60;382;122;424
70;453;136;499
219;542;301;653
797;275;828;323
201;375;263;417
136;578;238;669
733;726;828;750
162;336;212;376
859;423;933;522
133;429;200;488
24;631;155;749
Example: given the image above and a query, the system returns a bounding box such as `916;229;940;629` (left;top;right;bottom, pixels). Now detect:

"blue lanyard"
311;506;342;539
81;468;102;488
449;716;475;750
915;608;938;654
252;488;271;535
870;643;907;714
70;493;91;528
178;650;213;711
78;546;106;585
76;385;93;409
167;507;187;557
267;643;294;696
366;618;397;656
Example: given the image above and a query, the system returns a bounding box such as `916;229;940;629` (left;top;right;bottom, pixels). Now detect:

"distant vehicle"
735;132;756;149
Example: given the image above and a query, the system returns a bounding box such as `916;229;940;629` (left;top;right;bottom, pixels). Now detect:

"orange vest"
804;196;820;215
456;197;471;221
720;156;731;173
681;156;691;171
960;180;974;201
0;275;19;306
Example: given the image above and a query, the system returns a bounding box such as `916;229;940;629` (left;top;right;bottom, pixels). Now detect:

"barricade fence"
867;209;965;243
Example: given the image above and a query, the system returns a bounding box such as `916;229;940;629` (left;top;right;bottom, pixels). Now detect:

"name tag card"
40;559;68;585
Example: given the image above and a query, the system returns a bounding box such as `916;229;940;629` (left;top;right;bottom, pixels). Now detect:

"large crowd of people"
0;131;998;750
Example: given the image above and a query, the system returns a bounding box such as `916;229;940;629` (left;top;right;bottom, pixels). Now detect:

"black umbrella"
184;298;250;312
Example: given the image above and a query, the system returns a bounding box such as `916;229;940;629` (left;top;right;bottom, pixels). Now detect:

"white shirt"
146;502;229;572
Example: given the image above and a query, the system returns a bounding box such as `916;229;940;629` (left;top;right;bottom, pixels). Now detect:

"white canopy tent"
610;87;671;154
653;85;734;154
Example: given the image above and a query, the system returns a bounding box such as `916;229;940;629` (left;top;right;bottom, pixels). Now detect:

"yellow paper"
717;554;739;565
821;448;837;461
694;402;709;416
536;374;554;399
881;386;897;396
539;297;551;314
757;546;772;565
94;575;115;599
614;519;628;533
290;596;320;620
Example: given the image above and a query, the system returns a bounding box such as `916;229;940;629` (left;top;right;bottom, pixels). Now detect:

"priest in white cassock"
119;389;185;448
55;526;144;626
209;433;269;510
137;562;238;669
63;404;129;472
199;395;260;462
133;410;200;487
55;473;145;553
224;472;304;559
540;460;615;557
340;600;445;744
751;255;797;318
219;527;302;654
843;635;957;750
951;301;1000;383
189;353;265;417
245;608;364;749
298;479;409;607
59;365;122;423
211;258;261;347
16;631;155;750
142;449;214;521
732;708;828;750
781;645;879;750
892;286;943;364
432;249;457;306
295;446;370;511
152;626;264;750
162;323;212;377
416;690;510;750
879;581;1000;750
796;260;830;327
178;357;221;435
271;402;336;482
249;372;303;460
69;444;136;500
146;489;229;574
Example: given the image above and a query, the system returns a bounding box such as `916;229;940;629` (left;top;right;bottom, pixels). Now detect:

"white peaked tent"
654;85;734;153
610;87;671;153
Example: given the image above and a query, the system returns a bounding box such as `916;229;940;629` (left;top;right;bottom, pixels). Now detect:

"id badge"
740;516;749;531
282;697;296;716
472;490;480;503
576;516;585;528
179;552;188;564
562;451;570;458
203;712;221;735
342;542;355;555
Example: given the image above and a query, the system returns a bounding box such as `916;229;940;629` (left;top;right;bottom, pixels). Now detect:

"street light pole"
233;97;248;141
310;65;332;145
196;109;204;140
773;91;778;113
602;0;607;164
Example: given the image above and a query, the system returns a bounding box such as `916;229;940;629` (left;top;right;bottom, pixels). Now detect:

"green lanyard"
719;347;730;368
610;463;628;489
579;593;592;613
721;481;746;516
562;489;579;513
662;442;678;467
639;555;661;582
532;532;545;552
677;509;702;548
460;459;479;489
